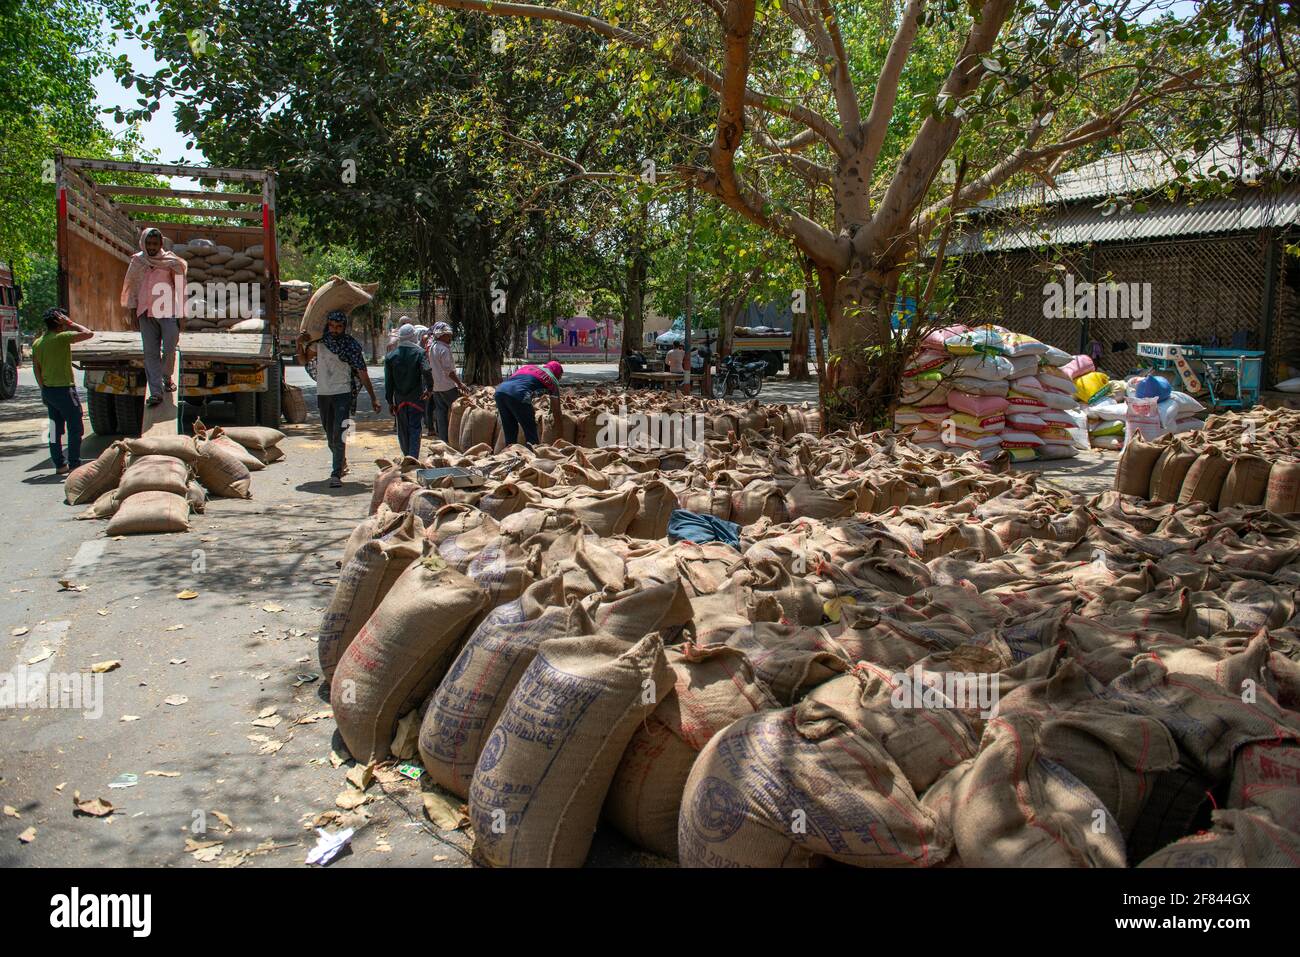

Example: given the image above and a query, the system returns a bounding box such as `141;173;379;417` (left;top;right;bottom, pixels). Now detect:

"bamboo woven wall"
953;234;1283;380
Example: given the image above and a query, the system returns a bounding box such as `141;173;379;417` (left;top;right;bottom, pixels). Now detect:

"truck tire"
88;390;118;435
233;390;258;426
257;361;282;428
114;394;145;438
0;351;16;400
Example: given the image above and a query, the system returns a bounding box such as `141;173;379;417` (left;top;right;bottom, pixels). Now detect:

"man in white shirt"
297;311;379;487
664;345;686;374
427;321;469;443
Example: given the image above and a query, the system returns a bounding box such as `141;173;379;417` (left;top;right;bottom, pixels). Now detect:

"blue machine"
1135;342;1263;410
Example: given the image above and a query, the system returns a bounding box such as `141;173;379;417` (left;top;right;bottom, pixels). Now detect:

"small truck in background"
0;261;20;399
55;154;282;436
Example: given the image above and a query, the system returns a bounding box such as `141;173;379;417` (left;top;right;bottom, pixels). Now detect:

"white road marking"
11;619;72;705
65;539;108;579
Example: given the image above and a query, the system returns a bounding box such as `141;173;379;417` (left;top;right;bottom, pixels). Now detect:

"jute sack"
1114;438;1163;497
801;665;979;793
78;488;121;521
558;487;639;536
459;407;497;452
677;486;732;521
106;491;191;535
300;276;378;338
678;704;949;868
1137;807;1300;867
220;426;285;451
1148;442;1197;502
124;434;198;463
383;479;421;514
318;512;423;680
420;577;592;798
722;622;850;702
437;513;504;572
369;456;422;515
628;480;676;539
447;397;471;452
282;384;308;424
211;433;265;471
729;480;788;526
478;482;536;520
786;477;859;520
193;436;252;498
606;644;780;859
117;455;190;499
1265;460;1300;514
1218;453;1272;508
342;505;404;567
250;444;285;464
470;632;672;867
65;441;127;505
186;480;207;514
949;711;1127;867
331;556;487;763
1178;448;1231;505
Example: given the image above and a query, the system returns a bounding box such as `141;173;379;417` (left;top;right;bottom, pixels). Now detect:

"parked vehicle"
712;353;766;399
656;315;824;376
55;154;282;436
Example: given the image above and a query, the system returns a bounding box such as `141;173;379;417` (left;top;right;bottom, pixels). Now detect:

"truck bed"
72;331;275;364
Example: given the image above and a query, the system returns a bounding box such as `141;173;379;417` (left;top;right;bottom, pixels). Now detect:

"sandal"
146;395;163;407
164;377;177;393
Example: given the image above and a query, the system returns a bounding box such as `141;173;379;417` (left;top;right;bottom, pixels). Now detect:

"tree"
0;0;139;280
422;0;1293;426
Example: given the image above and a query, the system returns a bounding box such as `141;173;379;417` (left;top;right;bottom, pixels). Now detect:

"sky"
90;23;206;171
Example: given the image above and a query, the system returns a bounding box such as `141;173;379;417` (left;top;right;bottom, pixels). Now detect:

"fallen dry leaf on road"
26;649;53;665
335;790;371;811
58;579;88;592
422;790;469;831
257;705;278;719
212;810;236;832
165;625;185;632
262;603;284;613
390;710;420;760
251;715;282;729
186;838;223;862
72;793;115;817
145;770;180;778
258;739;286;755
176;590;199;600
329;750;348;769
294;710;332;726
89;660;121;674
164;695;188;706
120;715;140;722
18;827;36;844
96;609;109;617
345;764;374;791
11;626;29;637
168;658;186;665
3;806;19;818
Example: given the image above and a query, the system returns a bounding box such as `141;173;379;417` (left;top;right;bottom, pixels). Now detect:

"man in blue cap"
297;310;379;487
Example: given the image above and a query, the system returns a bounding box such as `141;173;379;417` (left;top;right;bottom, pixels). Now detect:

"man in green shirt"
32;308;93;475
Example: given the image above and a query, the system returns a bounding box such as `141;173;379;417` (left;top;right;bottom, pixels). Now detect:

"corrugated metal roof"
950;184;1300;255
978;129;1300;211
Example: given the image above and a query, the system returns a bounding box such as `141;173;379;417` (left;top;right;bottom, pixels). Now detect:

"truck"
0;261;20;399
55;154;282;436
654;315;823;377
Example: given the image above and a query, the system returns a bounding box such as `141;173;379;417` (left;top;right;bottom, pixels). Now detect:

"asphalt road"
0;362;686;869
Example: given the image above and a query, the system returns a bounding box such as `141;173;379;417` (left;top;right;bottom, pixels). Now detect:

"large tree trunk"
819;259;904;431
789;257;812;380
455;267;505;386
621;249;646;380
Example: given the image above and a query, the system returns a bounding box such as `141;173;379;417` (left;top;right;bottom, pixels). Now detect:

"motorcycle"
712;353;766;399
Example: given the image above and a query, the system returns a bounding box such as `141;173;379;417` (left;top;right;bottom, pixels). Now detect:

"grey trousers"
139;315;180;398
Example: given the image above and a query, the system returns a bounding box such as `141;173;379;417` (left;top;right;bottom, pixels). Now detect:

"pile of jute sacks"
62;424;287;534
897;325;1089;463
1114;407;1300;513
161;237;269;333
445;386;820;453
322;416;1300;868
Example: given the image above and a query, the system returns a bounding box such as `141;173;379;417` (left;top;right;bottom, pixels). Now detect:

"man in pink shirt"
120;228;187;407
